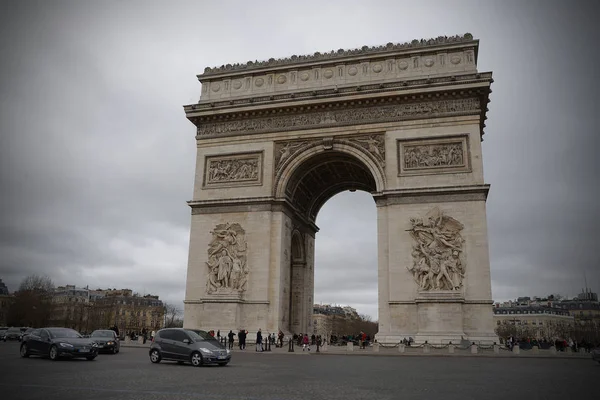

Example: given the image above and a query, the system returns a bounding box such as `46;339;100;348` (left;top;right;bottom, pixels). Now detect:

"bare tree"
8;274;55;327
163;303;181;328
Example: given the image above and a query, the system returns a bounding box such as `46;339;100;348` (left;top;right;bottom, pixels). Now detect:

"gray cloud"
1;0;598;320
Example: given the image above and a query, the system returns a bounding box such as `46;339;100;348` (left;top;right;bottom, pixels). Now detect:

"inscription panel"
203;151;263;188
397;135;470;176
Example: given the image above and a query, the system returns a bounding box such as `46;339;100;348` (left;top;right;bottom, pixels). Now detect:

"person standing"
302;333;310;351
256;329;263;352
227;330;235;350
238;329;246;350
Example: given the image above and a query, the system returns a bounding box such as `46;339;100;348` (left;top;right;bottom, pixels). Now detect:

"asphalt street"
0;341;596;400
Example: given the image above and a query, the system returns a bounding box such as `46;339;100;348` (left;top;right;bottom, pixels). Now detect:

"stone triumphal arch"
183;34;497;344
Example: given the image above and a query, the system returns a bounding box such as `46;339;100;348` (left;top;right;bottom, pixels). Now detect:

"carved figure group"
404;143;463;169
406;207;465;291
206;223;249;294
352;135;385;162
208;158;259;183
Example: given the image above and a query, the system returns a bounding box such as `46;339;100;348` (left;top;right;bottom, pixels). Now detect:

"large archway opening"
283;149;380;338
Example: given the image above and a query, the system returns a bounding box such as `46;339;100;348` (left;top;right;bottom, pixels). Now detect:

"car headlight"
107;341;114;345
226;349;231;354
199;348;214;355
59;342;74;348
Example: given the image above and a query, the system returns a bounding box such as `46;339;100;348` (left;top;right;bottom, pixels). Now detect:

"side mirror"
183;339;190;344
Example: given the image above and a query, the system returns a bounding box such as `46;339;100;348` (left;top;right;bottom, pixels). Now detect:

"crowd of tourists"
503;336;599;352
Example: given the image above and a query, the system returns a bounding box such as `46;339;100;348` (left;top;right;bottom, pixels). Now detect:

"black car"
90;329;120;354
149;328;231;367
20;327;99;361
19;328;34;342
592;347;600;364
4;327;21;341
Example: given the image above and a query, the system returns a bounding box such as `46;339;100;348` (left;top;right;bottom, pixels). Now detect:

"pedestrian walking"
228;330;235;350
256;329;263;352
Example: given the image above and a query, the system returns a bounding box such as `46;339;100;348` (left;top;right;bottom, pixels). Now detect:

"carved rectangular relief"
397;135;470;176
203;151;263;188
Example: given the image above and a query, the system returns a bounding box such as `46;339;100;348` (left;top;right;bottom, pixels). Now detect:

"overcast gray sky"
1;0;598;320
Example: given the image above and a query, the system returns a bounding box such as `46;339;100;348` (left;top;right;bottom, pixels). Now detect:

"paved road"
0;341;595;400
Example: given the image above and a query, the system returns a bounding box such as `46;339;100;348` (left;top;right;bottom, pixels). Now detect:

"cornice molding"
185;72;492;113
374;184;490;206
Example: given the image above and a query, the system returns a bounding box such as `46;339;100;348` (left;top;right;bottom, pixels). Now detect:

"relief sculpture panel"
406;207;465;291
398;135;470;176
204;152;263;188
206;223;248;294
197;98;480;137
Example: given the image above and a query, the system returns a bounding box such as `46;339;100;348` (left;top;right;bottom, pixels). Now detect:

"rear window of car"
48;328;82;339
7;327;20;332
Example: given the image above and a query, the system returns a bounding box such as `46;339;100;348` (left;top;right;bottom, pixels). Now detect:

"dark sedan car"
90;329;120;354
592;347;600;364
149;328;231;367
20;328;99;361
4;327;21;341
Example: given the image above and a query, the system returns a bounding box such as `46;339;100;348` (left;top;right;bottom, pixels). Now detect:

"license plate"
218;355;227;359
97;345;103;348
79;348;88;352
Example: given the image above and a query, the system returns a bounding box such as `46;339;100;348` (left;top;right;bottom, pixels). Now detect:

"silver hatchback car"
149;328;231;367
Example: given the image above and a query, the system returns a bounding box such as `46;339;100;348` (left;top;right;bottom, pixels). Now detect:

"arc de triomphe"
183;34;497;344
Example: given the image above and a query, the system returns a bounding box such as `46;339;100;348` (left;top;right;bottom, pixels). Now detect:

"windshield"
91;331;114;338
186;330;216;341
48;328;82;339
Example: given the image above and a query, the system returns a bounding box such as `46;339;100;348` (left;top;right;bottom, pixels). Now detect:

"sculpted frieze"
206;223;249;294
404;142;464;169
204;152;262;187
197;98;480;137
406;207;465;291
398;135;470;176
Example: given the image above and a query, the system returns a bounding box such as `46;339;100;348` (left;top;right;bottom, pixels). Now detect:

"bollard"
448;344;455;354
549;346;557;354
423;343;430;354
493;344;500;354
565;347;572;354
470;344;478;354
531;345;539;354
316;340;320;353
347;342;354;352
398;344;405;353
321;341;328;352
288;339;294;353
512;345;520;355
372;343;380;353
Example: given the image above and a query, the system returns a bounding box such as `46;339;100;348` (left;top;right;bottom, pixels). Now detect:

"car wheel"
149;349;161;363
49;345;59;361
20;344;29;358
190;351;203;367
86;355;96;361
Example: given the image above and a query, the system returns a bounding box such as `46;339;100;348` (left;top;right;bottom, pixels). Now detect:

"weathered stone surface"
183;35;497;344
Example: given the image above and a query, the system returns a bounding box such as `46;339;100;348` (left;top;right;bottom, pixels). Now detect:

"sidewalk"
121;340;593;360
